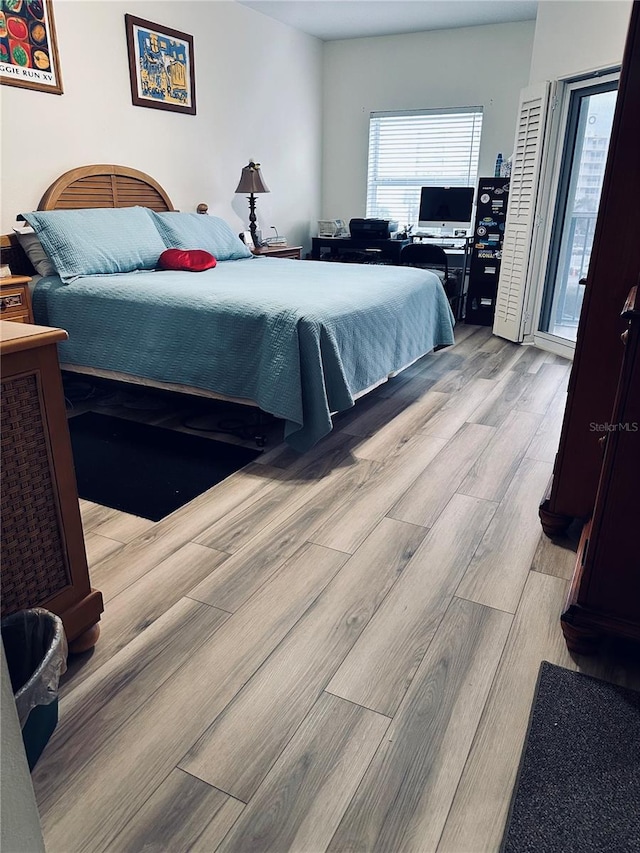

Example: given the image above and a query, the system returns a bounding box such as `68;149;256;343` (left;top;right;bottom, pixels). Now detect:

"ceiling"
237;0;538;42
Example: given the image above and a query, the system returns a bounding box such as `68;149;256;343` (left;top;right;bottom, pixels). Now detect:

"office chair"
400;242;449;282
400;242;463;317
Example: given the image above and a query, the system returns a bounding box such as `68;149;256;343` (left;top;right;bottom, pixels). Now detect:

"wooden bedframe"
3;163;409;415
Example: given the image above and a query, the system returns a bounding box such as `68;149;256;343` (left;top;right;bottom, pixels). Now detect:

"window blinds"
366;108;483;225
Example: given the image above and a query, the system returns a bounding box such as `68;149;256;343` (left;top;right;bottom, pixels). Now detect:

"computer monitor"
418;186;474;235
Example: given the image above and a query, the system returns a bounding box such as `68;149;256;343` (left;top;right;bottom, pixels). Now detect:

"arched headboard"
38;164;174;212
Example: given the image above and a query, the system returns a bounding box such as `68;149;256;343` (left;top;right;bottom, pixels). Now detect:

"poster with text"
0;0;63;94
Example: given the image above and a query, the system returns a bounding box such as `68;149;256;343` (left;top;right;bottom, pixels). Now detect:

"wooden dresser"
1;321;103;652
539;3;640;536
561;288;640;653
536;5;640;655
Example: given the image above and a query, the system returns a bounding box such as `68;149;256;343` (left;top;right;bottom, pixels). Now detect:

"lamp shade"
235;161;270;194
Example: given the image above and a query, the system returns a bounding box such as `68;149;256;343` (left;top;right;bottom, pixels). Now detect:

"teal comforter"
32;257;454;451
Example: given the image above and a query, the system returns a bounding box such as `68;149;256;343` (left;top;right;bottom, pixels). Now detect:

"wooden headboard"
38;164;174;212
2;165;175;275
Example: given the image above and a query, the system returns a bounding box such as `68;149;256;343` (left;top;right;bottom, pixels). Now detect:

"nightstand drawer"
1;288;26;314
1;294;31;322
0;277;34;324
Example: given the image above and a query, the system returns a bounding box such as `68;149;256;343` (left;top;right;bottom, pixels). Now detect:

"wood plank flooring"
33;328;640;853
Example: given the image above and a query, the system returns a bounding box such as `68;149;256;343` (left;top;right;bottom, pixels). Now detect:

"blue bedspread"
33;257;454;451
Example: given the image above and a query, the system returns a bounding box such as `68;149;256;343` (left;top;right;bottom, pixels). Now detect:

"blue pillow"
150;212;252;261
23;207;167;283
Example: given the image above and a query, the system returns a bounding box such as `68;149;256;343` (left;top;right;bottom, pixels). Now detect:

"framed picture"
0;0;63;95
125;14;196;115
242;231;255;250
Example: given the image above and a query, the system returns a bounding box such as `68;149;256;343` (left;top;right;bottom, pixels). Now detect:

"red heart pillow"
158;248;217;272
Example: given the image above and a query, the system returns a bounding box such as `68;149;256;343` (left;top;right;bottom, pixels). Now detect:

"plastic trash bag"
1;608;67;727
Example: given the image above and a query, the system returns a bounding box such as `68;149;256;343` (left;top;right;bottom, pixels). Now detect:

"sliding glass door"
538;79;618;343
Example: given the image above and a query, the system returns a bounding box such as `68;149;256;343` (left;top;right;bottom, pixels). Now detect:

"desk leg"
458;244;471;321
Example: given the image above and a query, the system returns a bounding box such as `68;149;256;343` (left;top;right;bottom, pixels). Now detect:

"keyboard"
413;237;465;249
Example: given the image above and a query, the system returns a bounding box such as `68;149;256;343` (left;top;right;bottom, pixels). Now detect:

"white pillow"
14;226;57;277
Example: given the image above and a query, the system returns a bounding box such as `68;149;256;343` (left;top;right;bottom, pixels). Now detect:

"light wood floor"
33;326;640;853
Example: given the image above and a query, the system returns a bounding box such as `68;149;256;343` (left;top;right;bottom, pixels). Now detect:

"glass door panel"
540;82;617;342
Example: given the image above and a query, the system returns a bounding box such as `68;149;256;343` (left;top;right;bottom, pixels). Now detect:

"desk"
411;236;469;261
311;237;410;264
311;236;471;319
413;244;467;267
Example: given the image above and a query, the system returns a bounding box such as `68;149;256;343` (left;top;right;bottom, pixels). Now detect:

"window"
366;107;483;226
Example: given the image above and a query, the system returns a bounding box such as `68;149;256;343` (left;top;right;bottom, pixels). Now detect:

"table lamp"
235;160;270;248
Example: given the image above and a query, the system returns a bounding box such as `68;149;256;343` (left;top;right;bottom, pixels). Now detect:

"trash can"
1;608;67;770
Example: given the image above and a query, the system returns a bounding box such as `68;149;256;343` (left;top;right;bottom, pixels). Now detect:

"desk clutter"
318;176;510;327
349;219;399;240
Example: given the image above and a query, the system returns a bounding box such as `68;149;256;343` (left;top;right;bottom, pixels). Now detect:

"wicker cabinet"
1;321;103;652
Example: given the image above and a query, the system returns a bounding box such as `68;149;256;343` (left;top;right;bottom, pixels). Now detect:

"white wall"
0;1;323;249
321;21;535;221
529;0;632;83
1;646;45;853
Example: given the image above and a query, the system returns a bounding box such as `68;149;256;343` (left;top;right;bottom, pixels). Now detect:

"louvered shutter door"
493;82;552;341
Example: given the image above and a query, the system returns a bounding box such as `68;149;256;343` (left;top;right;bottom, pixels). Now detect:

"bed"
16;165;455;451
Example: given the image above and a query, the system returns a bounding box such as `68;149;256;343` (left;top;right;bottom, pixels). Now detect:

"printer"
349;218;399;240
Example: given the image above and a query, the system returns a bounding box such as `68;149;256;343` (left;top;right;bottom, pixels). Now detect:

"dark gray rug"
68;412;260;521
501;661;640;853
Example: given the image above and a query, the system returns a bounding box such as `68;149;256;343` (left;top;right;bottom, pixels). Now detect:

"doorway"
538;78;618;344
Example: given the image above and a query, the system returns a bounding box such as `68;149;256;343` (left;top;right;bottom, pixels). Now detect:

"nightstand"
252;245;302;260
0;275;34;324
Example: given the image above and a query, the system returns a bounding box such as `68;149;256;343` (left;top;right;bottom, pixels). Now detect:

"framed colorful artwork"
125;14;196;116
0;0;63;94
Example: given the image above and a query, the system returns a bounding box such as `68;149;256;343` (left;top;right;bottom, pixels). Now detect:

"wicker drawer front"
1;371;71;615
